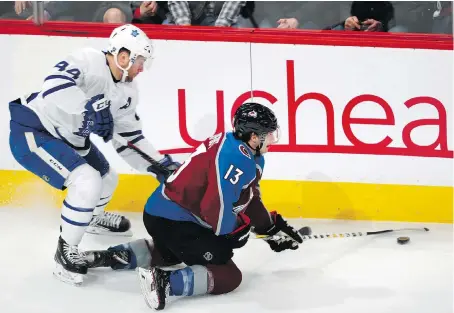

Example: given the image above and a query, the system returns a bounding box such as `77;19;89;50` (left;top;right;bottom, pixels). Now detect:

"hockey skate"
84;248;130;269
53;236;88;286
137;267;171;310
85;211;133;237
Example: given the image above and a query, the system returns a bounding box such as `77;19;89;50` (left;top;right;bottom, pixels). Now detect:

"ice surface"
1;207;452;313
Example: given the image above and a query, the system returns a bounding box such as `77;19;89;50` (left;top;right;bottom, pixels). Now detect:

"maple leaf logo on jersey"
120;97;132;110
131;29;139;37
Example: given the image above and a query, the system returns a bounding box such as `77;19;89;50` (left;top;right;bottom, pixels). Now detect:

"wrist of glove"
148;154;181;183
221;212;251;249
255;211;303;252
159;154;181;170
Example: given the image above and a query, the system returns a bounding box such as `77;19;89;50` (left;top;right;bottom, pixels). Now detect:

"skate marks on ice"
0;209;452;313
235;218;453;313
236;237;392;312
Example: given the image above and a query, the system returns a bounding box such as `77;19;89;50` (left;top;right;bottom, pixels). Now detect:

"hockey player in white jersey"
8;24;179;286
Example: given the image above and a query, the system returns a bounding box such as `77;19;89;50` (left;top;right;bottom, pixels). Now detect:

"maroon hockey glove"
256;211;303;252
222;212;251;249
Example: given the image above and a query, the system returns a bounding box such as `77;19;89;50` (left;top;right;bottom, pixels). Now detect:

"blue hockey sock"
169;265;209;296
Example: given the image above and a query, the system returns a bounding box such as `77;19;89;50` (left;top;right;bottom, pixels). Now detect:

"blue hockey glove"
147;154;181;182
159;154;181;170
75;94;114;142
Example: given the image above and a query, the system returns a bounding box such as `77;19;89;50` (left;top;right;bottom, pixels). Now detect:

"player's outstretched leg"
84;238;180;270
84;239;146;270
84;246;130;269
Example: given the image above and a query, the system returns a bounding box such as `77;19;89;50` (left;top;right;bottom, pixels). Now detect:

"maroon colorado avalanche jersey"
144;132;273;235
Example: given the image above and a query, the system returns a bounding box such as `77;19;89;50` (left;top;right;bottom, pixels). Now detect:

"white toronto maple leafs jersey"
22;47;162;172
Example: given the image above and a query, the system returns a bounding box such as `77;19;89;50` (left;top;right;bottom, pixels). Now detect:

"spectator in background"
30;1;134;23
165;1;246;27
0;1;14;17
269;1;410;32
432;1;453;34
91;2;134;23
334;1;407;32
238;1;349;30
131;1;169;24
0;1;34;19
276;17;300;29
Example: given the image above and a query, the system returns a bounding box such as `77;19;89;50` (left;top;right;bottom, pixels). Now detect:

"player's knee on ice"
169;260;242;297
207;260;242;295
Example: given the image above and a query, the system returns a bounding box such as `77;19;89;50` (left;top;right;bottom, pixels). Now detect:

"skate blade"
53;262;84;286
85;226;133;237
136;267;160;310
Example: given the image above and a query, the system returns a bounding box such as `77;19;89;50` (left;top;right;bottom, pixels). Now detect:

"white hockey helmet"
107;24;154;82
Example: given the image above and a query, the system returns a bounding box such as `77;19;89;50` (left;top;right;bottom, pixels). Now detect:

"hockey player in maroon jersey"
84;102;305;310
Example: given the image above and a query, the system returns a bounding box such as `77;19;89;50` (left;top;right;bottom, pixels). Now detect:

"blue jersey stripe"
42;82;77;98
118;130;142;137
63;200;94;212
130;135;145;144
214;133;255;235
61;214;90;227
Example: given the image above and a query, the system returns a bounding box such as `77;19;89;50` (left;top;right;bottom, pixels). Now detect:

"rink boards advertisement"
0;32;452;223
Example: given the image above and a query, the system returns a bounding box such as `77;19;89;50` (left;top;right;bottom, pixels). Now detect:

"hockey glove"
79;94;114;142
148;154;181;183
256;211;303;252
221;212;251;249
159;154;181;171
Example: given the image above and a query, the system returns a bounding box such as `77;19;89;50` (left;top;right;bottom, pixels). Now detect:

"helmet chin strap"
246;134;266;156
113;54;133;83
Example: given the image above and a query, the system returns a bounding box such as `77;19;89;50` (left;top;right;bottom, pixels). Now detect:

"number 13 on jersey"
167;143;244;185
224;165;243;185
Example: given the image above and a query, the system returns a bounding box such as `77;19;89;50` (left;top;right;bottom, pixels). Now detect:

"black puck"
397;236;410;245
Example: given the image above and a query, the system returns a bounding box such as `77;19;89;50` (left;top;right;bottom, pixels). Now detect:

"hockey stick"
296;226;430;240
255;226;429;240
112;134;172;178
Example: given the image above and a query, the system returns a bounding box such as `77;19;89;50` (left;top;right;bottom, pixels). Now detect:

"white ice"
1;207;452;313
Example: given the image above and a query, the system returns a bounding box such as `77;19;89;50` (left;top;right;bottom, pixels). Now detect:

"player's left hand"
74;95;113;142
83;94;114;142
159;154;181;171
256;211;303;252
148;154;181;182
